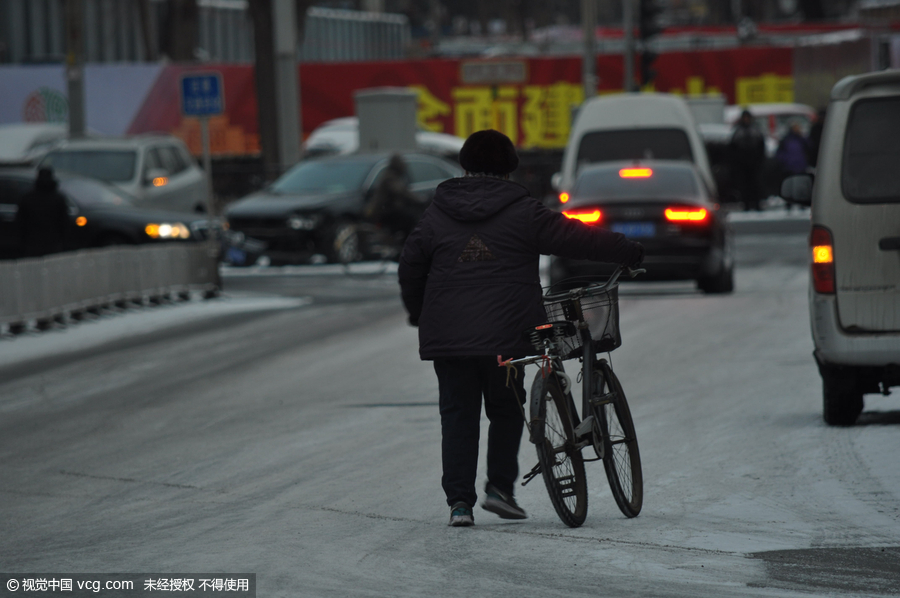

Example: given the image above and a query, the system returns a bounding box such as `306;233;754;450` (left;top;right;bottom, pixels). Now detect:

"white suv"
41;135;207;213
782;69;900;425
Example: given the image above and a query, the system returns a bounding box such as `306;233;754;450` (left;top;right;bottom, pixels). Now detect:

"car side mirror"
550;172;562;192
144;168;169;187
780;174;813;206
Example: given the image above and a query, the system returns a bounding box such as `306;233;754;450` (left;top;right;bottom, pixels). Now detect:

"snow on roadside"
0;294;310;369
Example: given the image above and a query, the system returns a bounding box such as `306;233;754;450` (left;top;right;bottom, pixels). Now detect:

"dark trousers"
433;357;525;508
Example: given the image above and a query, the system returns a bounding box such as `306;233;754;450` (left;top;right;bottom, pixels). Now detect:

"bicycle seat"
523;321;577;350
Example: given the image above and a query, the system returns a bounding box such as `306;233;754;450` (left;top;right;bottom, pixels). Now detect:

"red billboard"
128;47;793;155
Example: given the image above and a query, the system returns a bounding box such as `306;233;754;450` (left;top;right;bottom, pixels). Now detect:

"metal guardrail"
0;242;220;333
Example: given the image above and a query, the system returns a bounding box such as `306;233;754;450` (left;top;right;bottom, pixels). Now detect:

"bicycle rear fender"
529;366;567;444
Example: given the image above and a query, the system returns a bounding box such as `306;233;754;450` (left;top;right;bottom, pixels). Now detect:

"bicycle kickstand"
521;462;541;487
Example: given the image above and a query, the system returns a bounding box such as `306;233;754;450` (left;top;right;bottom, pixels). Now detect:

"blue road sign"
180;73;224;117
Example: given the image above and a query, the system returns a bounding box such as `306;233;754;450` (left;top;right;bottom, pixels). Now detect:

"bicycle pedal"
573;415;594;438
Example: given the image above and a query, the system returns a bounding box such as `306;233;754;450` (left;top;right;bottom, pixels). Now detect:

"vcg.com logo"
23;87;69;123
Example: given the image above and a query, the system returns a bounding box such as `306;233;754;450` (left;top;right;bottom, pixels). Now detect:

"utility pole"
429;0;442;51
65;0;86;137
582;0;597;99
137;0;157;61
273;0;301;171
638;0;664;87
623;0;635;92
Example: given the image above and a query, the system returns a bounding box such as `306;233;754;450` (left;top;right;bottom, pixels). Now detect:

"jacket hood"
432;177;529;222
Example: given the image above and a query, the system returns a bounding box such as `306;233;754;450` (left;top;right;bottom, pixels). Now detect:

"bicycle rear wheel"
593;362;643;518
532;371;588;527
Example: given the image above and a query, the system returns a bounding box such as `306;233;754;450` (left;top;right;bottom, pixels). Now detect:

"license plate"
611;222;656;238
226;246;247;265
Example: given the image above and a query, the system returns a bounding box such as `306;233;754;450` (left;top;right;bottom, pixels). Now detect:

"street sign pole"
200;116;214;216
180;72;224;217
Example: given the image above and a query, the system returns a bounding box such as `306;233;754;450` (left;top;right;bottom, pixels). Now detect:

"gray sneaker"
482;483;527;520
448;502;474;527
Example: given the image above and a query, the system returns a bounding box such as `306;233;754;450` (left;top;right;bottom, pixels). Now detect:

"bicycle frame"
511;264;645;522
510;265;641;450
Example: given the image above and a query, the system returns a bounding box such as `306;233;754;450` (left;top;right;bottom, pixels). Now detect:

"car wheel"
331;221;361;264
698;263;734;294
822;371;864;426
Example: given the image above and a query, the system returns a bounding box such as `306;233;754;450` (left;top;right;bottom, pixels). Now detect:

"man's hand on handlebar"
626;242;645;269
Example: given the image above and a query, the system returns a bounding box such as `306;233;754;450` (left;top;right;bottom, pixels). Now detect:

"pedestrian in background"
729;109;766;211
363;154;422;245
398;129;644;527
17;167;70;257
775;121;810;182
807;108;826;168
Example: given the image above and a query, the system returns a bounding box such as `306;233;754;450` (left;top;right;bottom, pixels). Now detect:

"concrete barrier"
0;242;220;331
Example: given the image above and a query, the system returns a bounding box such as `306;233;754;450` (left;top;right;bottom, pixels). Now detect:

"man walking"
398;130;644;526
729;109;767;211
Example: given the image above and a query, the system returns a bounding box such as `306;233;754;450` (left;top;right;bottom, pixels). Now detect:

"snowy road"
1;229;898;597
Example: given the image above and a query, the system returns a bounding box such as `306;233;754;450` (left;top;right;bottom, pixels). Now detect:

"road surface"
1;222;898;597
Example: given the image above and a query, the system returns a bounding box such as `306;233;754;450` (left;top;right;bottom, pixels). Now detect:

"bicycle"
503;265;644;527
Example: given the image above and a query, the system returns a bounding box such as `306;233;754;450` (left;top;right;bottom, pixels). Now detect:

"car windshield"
573;165;700;201
43;150;137;183
577;128;694;164
842;96;900;204
59;178;133;207
269;159;373;194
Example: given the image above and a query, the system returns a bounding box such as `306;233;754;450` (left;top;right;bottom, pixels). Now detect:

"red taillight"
664;207;708;223
810;225;835;294
559;192;570;204
563;209;602;224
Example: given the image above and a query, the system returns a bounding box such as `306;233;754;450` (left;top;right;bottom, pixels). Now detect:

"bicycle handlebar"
542;265;646;303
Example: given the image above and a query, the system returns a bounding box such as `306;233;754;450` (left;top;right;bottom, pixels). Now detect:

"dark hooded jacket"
399;176;642;360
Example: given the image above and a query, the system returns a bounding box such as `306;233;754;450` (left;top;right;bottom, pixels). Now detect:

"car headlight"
145;222;191;239
287;213;322;231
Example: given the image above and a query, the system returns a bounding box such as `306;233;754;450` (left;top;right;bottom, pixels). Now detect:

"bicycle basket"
541;285;621;359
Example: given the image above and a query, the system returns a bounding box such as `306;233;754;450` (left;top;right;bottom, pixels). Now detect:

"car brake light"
619;167;652;178
559;192;570;204
665;207;708;222
563;209;602;224
810;225;835;294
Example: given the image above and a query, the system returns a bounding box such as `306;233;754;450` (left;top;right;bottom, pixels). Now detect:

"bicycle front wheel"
594;362;643;518
532;371;588;527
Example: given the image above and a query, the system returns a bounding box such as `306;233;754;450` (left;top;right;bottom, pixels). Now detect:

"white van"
42;135;207;213
557;93;717;197
781;69;900;426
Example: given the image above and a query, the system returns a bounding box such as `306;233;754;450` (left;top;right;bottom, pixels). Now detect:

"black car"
224;152;462;265
551;161;734;294
0;169;216;259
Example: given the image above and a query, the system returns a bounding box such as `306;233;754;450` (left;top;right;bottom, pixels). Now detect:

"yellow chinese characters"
522;83;584;148
411;82;584;149
736;73;794;104
410;85;451;133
